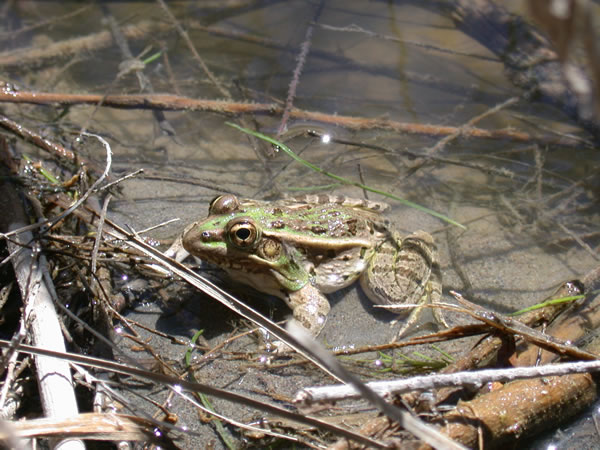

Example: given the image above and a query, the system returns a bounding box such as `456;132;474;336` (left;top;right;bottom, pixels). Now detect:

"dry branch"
0;115;76;162
449;0;600;140
0;413;163;442
0;21;168;69
0;90;565;144
436;372;596;449
0;171;83;450
428;266;600;448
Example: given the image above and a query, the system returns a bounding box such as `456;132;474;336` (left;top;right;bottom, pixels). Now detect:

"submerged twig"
0;90;569;144
556;222;599;260
84;8;173;139
0;115;76;162
0;6;91;40
316;22;497;61
156;0;230;99
0;20;167;69
277;1;324;136
425;95;521;155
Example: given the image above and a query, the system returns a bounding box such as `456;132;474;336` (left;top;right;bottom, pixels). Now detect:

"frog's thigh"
360;231;446;337
359;238;429;307
286;285;330;336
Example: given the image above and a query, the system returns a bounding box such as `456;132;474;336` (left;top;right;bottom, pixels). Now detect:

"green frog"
176;194;444;340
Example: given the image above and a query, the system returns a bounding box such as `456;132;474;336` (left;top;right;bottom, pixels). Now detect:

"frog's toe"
391;303;427;341
390;294;449;342
271;340;295;354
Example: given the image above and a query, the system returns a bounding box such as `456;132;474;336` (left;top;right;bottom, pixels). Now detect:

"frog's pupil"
236;227;251;240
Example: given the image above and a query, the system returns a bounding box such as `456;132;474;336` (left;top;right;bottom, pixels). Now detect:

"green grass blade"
226;122;465;229
186;330;237;450
508;295;584;316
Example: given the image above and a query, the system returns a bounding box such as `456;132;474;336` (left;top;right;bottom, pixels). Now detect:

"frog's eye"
226;218;260;248
209;194;240;215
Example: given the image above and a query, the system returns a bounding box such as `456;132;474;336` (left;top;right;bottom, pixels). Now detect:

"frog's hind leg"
360;230;446;340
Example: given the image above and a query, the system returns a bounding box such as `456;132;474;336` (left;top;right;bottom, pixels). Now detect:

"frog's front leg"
269;285;330;353
285;284;331;336
360;230;445;338
164;222;197;262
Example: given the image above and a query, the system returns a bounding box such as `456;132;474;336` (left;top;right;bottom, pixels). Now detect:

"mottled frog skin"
179;194;443;338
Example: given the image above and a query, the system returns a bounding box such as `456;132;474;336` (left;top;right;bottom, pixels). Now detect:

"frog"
174;193;444;341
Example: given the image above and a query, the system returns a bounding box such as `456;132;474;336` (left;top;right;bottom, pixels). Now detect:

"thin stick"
0;90;555;143
277;1;324;135
91;194;111;274
156;0;231;99
296;359;600;405
425;95;521;155
99;169;144;191
0;6;91;39
316;22;497;61
0;115;76;162
0;21;164;69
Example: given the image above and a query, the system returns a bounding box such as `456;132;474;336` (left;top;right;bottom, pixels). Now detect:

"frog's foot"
393;244;446;340
165;223;198;262
391;276;446;342
144;232;191;276
264;335;295;354
262;285;330;354
286;284;330;337
361;230;447;340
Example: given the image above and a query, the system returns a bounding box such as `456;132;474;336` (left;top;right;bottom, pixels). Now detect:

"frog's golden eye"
209;194;240;215
226;218;260;248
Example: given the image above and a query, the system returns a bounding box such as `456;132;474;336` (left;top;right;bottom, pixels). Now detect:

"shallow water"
1;1;599;448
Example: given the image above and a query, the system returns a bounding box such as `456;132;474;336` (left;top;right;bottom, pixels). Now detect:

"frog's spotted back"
178;193;445;340
284;193;390;213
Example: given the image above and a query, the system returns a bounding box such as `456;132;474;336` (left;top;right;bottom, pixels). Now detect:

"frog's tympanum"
179;194;444;339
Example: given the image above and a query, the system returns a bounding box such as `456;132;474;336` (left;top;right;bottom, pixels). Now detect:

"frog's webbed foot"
360;230;446;340
144;230;192;276
392;266;444;341
164;233;190;262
